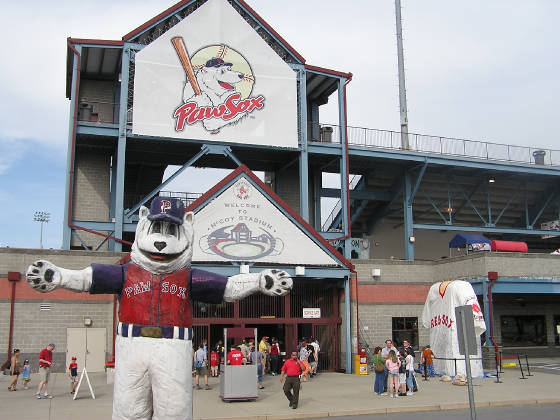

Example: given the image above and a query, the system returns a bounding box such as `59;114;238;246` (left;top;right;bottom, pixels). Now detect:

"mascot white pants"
113;336;192;419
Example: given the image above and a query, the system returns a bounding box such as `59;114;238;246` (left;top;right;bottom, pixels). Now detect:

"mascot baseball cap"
148;197;185;225
205;57;232;68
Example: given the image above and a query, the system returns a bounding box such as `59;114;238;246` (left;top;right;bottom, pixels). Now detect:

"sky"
1;0;558;249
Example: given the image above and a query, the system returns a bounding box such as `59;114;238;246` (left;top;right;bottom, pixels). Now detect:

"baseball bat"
171;37;201;96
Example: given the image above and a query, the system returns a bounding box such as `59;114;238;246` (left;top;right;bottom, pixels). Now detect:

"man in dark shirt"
280;351;305;409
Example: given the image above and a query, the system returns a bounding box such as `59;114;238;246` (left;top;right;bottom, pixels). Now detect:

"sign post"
455;305;477;420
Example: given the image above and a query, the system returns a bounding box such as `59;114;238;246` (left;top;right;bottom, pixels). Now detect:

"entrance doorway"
66;328;106;372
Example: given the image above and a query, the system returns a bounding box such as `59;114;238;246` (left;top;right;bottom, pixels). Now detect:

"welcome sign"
192;174;339;266
133;0;298;148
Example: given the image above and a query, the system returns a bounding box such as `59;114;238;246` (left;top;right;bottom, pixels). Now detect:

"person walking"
280;351;305;409
8;349;22;391
269;338;280;376
421;345;436;377
36;343;55;399
193;343;211;390
385;350;401;398
371;346;385;395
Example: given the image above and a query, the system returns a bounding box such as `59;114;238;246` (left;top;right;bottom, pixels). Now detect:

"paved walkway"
1;360;559;420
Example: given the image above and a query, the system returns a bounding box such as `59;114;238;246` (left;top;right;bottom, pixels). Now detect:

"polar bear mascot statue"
26;197;292;420
421;280;486;378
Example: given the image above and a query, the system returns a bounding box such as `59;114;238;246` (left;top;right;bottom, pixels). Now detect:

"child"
209;351;219;377
68;356;78;394
22;359;31;390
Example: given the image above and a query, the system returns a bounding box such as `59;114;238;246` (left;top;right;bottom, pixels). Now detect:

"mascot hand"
26;260;63;292
258;269;292;297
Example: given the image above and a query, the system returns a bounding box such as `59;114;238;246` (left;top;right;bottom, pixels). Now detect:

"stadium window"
392;317;418;349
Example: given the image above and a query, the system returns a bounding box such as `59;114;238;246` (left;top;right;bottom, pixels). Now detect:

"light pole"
34;211;50;249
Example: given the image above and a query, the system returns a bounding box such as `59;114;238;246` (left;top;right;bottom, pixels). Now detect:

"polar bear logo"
26;197;291;420
173;41;265;134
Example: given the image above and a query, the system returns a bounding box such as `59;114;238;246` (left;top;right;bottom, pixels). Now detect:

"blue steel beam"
452;180;483;219
297;66;309;222
493;191;518;225
409;161;428;203
125;145;210;218
112;45;131;252
470;277;560;294
452;180;488;225
308;144;560;176
63;44;81;249
413;223;560;236
403;171;414;260
421;189;449;224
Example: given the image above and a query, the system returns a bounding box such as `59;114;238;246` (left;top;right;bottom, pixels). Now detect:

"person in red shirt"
36;343;55;399
226;346;246;365
68;356;78;394
209;351;219;377
280;351;306;409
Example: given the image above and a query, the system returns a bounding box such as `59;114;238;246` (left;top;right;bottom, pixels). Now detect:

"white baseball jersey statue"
422;280;486;377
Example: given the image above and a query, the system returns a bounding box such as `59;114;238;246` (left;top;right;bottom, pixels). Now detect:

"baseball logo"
172;38;265;134
160;200;172;214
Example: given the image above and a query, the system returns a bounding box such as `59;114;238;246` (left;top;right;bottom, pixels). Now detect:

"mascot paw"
259;269;293;297
26;260;62;292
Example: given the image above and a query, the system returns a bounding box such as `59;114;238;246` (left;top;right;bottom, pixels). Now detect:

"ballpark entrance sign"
192;175;338;266
133;0;298;149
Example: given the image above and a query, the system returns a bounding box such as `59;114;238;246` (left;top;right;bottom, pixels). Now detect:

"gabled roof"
66;0;352;100
187;165;354;270
123;0;305;64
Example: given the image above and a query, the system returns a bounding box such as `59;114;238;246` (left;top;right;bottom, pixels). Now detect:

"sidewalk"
1;362;559;420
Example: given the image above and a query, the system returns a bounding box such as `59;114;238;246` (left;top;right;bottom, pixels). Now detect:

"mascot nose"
154;241;167;251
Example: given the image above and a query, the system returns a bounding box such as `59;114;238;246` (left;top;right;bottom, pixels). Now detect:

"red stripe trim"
357;284;431;303
68;38;124;46
305;64;352;80
186;165;353;270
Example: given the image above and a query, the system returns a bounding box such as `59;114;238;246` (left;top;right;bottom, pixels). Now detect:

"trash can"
79;102;93;121
320;126;333;142
533;150;546;165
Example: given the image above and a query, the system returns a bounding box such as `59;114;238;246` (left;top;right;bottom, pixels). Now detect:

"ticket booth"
220;327;258;401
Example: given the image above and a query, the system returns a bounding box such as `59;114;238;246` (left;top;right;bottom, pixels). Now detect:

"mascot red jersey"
26;197;292;420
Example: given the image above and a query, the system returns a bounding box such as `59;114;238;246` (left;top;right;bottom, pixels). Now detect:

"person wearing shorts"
36;343;55;399
193;343;211;390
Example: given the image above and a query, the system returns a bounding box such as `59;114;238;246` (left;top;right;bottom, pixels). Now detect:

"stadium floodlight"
34;211;50;249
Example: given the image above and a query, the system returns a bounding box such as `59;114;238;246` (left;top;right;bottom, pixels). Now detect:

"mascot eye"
167;224;179;238
151;221;162;234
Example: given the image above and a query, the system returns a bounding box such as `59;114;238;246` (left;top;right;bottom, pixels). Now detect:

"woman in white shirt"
405;348;415;396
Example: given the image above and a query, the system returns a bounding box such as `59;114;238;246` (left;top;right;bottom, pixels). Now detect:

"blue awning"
449;233;491;248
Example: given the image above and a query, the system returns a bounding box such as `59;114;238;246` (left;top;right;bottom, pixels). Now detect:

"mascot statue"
26;197;292;420
421;280;486;377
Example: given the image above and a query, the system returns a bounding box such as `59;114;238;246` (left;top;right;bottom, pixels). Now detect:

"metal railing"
309;122;560;166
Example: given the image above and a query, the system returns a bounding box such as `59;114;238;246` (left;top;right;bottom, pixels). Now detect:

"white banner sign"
303;308;321;318
132;0;298;148
192;175;338;266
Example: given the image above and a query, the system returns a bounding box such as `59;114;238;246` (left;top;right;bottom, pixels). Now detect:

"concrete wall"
1;248;125;372
71;150;111;250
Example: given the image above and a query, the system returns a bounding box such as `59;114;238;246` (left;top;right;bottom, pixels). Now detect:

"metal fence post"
525;355;533;376
518;355;527;379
